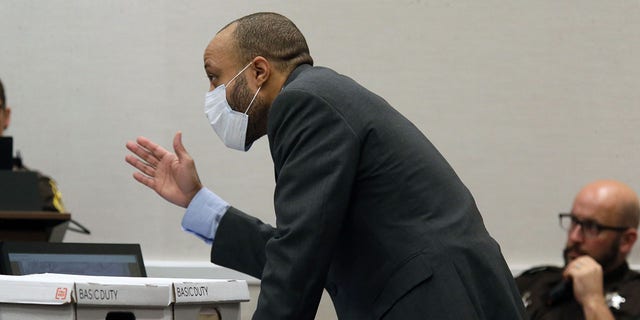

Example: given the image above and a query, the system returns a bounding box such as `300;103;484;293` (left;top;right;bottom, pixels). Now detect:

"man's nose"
568;224;584;242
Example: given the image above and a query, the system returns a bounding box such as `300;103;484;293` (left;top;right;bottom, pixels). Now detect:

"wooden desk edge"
0;211;71;220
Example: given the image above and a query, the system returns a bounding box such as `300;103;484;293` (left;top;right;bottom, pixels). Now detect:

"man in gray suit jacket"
126;12;524;319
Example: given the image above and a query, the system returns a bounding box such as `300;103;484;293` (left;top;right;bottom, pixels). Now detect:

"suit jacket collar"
282;64;312;90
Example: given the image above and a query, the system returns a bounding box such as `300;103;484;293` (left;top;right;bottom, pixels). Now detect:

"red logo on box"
55;288;68;300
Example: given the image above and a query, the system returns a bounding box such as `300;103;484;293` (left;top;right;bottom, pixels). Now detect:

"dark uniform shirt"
12;154;65;212
516;262;640;320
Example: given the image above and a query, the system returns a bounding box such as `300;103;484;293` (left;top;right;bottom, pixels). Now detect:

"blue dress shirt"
181;187;229;244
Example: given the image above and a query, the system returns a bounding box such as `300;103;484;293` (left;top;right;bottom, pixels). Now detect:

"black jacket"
211;64;525;319
516;262;640;320
13;154;63;212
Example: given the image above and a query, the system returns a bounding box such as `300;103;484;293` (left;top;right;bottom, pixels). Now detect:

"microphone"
547;280;573;305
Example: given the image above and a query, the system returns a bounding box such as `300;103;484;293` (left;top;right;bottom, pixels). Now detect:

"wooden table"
0;211;71;242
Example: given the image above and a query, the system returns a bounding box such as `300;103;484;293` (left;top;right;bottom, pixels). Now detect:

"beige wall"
1;1;639;318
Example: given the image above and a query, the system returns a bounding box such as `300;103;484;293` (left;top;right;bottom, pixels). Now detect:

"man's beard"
230;74;253;113
229;75;265;145
563;235;621;271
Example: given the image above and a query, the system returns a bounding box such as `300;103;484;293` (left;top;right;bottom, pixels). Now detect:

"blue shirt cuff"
181;187;230;244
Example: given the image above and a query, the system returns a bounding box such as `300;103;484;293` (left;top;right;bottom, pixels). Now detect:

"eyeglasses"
558;213;628;238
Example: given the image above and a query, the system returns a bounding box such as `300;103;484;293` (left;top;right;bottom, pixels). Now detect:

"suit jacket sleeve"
211;206;274;279
212;88;360;319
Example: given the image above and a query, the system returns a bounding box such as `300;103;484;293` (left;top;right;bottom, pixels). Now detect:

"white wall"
1;1;639;317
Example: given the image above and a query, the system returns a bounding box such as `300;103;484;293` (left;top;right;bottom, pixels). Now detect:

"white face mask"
204;62;261;151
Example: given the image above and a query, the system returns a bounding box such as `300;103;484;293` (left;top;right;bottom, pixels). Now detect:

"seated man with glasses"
516;180;640;320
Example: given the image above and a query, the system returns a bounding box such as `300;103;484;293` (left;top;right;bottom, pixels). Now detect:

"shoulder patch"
520;265;562;277
628;269;640;281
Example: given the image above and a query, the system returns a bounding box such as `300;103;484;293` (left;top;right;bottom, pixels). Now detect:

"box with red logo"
0;273;250;320
0;273;249;320
0;274;76;320
27;274;177;320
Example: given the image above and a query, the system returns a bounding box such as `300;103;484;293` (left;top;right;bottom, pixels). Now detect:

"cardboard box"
0;273;250;320
171;278;249;320
63;274;173;320
0;274;75;320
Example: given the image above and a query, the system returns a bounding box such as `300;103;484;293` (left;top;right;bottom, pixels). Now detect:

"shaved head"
573;180;640;229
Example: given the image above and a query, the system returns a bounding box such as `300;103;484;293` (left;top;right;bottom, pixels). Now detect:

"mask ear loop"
225;62;253;87
244;86;261;115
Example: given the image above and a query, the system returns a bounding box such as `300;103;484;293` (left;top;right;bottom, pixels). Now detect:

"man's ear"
250;56;270;87
2;107;10;130
620;228;637;255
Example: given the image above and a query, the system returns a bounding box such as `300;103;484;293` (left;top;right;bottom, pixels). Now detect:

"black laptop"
0;170;41;211
0;136;42;211
0;241;147;277
0;136;12;170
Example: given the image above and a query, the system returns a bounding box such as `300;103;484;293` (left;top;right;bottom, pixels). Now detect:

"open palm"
125;132;202;208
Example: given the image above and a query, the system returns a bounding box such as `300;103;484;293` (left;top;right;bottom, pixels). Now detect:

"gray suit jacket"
211;64;525;319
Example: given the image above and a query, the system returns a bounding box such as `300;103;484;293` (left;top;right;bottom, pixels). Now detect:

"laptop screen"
0;136;12;170
0;171;42;211
0;242;147;277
